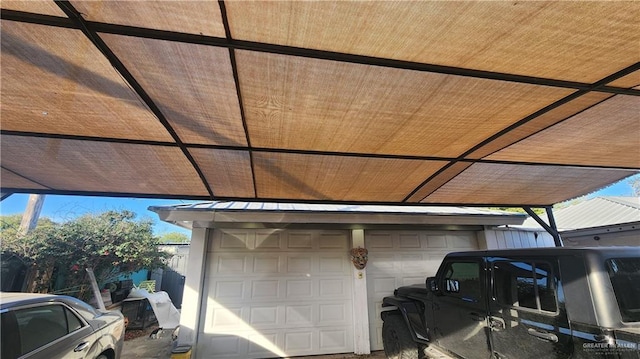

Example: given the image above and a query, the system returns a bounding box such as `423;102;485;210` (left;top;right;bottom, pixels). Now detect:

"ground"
120;327;387;359
121;326;173;359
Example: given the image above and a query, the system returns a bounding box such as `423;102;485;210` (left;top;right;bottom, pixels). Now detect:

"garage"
366;230;479;350
197;228;354;359
150;202;528;357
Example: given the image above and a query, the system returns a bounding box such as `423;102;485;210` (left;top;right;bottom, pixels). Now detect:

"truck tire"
382;313;419;359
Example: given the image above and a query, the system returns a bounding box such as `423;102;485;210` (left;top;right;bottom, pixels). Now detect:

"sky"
1;174;638;235
0;195;198;236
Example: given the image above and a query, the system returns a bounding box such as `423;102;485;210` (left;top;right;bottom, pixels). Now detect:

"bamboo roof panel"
487;95;640;168
238;51;572;157
1;1;66;17
190;148;255;198
468;92;614;160
101;34;247;146
0;21;172;142
70;0;226;38
226;1;639;82
1;168;48;190
423;164;638;206
406;162;473;203
607;71;640;89
0;136;208;196
253;153;446;202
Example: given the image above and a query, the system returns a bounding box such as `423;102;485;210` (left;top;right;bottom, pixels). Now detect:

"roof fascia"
150;207;526;229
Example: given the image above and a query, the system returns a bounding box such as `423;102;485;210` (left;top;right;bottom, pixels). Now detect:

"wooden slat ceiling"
1;1;638;207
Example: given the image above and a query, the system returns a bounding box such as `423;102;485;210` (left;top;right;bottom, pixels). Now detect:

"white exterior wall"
479;228;555;249
563;230;640;247
176;227;209;352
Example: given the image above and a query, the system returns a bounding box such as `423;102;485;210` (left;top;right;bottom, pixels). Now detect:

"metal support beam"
523;207;563;247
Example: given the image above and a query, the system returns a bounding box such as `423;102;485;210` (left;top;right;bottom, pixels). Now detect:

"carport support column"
351;229;371;354
177;227;209;354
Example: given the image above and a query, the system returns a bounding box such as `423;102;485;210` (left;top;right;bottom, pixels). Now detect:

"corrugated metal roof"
522;196;640;230
151;201;522;217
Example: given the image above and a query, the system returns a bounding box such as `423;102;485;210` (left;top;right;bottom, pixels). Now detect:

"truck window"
606;258;640;322
442;261;481;302
493;261;557;313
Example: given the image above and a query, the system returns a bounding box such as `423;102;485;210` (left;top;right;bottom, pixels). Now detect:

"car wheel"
382;313;419;359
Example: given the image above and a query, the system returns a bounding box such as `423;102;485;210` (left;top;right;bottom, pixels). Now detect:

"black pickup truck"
381;247;640;359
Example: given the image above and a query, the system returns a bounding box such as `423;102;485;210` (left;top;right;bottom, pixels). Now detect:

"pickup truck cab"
381;247;640;359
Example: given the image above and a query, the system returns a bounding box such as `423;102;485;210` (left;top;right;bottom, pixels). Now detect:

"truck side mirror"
426;277;438;293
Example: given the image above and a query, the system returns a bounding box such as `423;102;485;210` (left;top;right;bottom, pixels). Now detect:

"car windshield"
606;258;640;322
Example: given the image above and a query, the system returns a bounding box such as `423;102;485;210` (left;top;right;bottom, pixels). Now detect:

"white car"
1;292;125;359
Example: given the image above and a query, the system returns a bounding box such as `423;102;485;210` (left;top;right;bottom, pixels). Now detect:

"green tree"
158;231;190;244
1;210;167;299
1;214;56;259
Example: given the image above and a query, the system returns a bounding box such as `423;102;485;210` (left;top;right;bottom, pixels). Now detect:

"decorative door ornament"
350;247;368;270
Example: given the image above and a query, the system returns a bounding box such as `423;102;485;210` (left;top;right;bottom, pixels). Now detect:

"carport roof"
1;1;639;207
149;201;527;229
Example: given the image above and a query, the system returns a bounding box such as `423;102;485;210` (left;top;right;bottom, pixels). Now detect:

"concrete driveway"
121;329;387;359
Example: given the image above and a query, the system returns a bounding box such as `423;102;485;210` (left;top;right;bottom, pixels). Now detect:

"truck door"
431;259;491;359
488;258;572;359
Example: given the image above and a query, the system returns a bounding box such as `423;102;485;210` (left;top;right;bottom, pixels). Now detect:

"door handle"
469;312;485;321
74;342;89;352
527;328;558;343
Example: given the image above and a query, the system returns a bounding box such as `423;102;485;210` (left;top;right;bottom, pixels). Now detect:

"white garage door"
366;230;479;350
198;229;354;358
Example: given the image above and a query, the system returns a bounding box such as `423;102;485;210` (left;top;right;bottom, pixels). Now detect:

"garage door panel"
370;277;397;296
319;256;349;273
198;334;241;358
201;229;354;358
248;332;279;358
285;304;313;325
426;235;447;248
220;232;252;249
210;254;248;275
366;233;394;249
253;255;282;273
399;233;421;248
319;278;346;297
367;253;395;272
214;280;245;300
288;233;314;249
286;279;314;299
208;305;243;328
402;277;426;286
287;255;313;273
448;233;478;248
366;230;479;351
285;330;314;351
249;306;279;326
400;253;427;272
319;328;350;351
255;231;284;249
251;280;280;300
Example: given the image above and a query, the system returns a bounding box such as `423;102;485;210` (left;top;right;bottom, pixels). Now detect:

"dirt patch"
124;325;162;341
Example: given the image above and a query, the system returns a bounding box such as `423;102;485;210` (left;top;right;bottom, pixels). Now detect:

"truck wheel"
382;313;419;359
